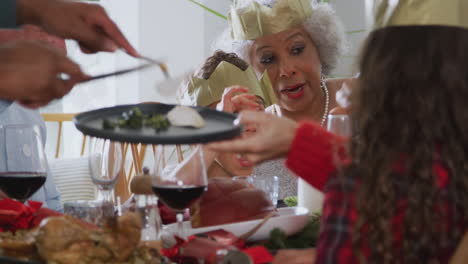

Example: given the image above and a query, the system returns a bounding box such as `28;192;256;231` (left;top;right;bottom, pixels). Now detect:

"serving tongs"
67;55;169;84
238;211;276;241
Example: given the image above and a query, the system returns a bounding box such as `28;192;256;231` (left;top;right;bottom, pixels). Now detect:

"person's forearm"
0;25;66;54
0;43;18;102
0;65;18;102
15;0;47;26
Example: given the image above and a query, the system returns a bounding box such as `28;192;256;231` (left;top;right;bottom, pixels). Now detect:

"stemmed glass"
151;144;207;239
88;137;123;205
327;114;352;168
0;124;48;203
327;114;352;137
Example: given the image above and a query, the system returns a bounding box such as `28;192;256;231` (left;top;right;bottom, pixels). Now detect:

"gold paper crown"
375;0;468;29
182;61;277;108
229;0;313;40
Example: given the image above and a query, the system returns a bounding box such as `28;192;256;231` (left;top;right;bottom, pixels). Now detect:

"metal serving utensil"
59;55;169;84
79;62;158;83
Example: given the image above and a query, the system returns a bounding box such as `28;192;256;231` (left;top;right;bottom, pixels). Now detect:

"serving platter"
74;103;242;145
163;207;309;242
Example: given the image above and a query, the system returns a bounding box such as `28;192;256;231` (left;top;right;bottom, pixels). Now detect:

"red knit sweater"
286;121;346;191
285;121;464;263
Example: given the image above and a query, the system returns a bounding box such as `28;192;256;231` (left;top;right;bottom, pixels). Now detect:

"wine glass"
88;137;123;205
0;124;48;203
327;114;352;137
151;144;207;239
327;114;352;168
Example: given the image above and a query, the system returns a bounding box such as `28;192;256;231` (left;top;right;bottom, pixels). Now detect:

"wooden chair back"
41;113;132;202
41;113;86;158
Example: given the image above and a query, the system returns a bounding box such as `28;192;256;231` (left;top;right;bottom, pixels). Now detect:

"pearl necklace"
320;76;330;127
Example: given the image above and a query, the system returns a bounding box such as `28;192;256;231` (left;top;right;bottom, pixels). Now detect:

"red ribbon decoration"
0;199;61;232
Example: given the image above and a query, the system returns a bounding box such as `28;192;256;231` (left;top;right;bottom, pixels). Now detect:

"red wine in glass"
152;185;207;211
0;172;46;203
152;145;208;239
0;124;49;204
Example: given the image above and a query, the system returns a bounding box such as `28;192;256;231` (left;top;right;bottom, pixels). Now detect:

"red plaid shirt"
286;122;465;264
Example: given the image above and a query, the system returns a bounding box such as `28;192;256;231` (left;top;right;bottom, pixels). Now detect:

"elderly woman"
213;0;347;200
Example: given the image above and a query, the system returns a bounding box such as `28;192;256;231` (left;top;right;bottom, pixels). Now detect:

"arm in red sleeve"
286;121;348;191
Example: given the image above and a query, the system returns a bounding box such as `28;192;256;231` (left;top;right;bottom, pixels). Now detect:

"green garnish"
102;119;117;129
263;212;321;250
102;107;170;131
283;196;298;207
144;114;171;131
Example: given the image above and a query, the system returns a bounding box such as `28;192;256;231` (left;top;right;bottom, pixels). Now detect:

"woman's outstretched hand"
207;111;298;164
0;40;87;108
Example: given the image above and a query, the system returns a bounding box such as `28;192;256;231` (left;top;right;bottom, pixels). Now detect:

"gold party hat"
229;0;313;40
375;0;468;29
182;61;277;108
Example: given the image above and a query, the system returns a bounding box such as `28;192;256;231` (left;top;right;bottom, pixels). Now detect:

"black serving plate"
74;103;242;144
0;255;42;264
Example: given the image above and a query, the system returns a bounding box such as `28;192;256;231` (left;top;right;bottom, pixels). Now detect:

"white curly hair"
212;0;347;75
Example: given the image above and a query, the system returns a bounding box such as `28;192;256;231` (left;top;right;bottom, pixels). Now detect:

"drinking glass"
233;175;279;207
327;114;352;168
326;114;352;137
151;144;207;239
252;175;279;207
0;124;48;203
88;137;123;205
63;200;114;226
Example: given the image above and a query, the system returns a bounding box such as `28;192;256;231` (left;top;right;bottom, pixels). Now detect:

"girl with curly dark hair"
328;25;468;264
